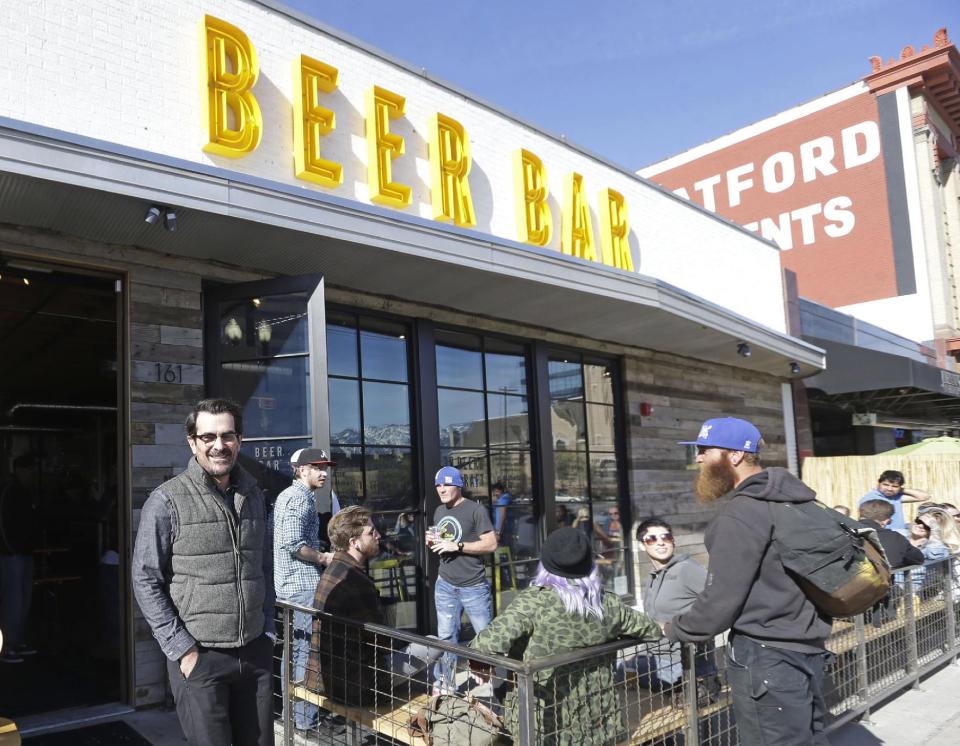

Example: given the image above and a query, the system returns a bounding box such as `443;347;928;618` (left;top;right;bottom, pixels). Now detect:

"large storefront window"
549;354;627;593
436;330;537;602
327;311;418;627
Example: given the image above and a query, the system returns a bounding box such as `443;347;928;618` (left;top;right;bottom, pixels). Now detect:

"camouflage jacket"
471;585;661;745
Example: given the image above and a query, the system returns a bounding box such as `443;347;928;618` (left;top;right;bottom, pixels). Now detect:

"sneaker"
0;652;24;664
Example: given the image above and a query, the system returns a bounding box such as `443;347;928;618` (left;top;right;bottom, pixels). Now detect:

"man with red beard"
665;417;832;746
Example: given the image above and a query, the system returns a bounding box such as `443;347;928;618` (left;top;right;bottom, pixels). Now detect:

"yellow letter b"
513;149;551;246
202;15;262;158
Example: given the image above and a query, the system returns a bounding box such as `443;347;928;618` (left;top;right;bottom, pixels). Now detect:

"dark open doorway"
0;258;123;717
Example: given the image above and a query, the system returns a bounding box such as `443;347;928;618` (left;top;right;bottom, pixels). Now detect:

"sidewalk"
19;660;960;745
829;660;960;746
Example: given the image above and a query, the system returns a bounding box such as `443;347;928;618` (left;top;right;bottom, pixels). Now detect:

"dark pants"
167;634;274;746
726;635;830;746
0;554;34;650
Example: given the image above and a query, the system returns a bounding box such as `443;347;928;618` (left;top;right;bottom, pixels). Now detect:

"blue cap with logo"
435;466;465;487
679;417;762;453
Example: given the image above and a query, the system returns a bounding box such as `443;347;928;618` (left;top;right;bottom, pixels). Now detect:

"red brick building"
643;29;960;453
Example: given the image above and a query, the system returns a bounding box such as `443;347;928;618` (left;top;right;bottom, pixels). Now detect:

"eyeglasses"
914;518;931;529
641;533;674;545
193;431;239;445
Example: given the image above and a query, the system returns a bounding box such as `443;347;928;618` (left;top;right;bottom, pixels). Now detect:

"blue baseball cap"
679;417;762;453
435;466;464;487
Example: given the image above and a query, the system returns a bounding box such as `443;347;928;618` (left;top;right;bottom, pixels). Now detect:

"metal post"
282;605;293;745
853;614;871;724
944;556;957;662
515;666;537;745
904;569;920;689
683;642;701;746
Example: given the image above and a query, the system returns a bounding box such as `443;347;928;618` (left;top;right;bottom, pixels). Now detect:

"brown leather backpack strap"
465;694;503;729
406;704;433;745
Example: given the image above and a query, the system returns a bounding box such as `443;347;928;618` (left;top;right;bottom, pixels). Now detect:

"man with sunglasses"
664;417;832;746
133;399;275;746
628;518;707;690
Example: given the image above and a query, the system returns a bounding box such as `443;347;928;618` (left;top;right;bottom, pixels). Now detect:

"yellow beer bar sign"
201;15;634;272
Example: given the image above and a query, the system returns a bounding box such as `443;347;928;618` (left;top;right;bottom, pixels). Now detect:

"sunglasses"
641;532;674;546
914;518;931;529
193;431;239;445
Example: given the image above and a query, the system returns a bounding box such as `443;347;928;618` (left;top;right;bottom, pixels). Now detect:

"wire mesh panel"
275;555;960;745
275;601;516;745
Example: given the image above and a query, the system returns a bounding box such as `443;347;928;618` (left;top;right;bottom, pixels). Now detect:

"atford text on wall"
643;89;900;308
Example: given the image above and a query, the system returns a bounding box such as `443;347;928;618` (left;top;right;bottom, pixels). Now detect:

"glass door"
202;275;329;509
203;281;426;632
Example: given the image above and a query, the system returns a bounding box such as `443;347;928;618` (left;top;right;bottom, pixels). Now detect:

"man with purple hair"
471;527;661;745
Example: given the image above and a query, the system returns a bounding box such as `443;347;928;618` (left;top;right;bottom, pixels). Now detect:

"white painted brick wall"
2;0;787;333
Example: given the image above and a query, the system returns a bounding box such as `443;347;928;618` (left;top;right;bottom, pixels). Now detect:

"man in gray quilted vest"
133;399;275;746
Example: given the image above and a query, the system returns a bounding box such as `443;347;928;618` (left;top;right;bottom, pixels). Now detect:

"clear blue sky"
281;0;955;170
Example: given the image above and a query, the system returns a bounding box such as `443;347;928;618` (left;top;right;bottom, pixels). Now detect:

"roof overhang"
805;337;960;423
0;119;824;378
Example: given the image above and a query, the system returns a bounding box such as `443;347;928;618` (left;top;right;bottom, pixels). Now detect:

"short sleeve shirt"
859;489;906;530
434;498;495;587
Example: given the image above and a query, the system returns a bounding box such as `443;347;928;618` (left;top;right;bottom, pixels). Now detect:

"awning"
0;119;824;378
804;337;960;423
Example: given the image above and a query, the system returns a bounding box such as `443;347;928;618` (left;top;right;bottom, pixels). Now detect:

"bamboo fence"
801;455;960;520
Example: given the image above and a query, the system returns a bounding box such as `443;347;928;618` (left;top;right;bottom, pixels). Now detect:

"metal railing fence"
272;554;960;745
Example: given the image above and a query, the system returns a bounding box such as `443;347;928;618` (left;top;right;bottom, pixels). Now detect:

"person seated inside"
393;511;418;554
858;470;930;531
622;518;716;693
470;527;662;746
304;505;437;707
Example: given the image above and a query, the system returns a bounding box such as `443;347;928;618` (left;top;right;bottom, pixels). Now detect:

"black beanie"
541;527;593;579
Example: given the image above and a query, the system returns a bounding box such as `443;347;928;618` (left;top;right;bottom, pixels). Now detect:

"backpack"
407;693;502;746
770;500;892;617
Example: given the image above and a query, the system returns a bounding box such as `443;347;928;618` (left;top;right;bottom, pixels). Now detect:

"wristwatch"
457;541;465;552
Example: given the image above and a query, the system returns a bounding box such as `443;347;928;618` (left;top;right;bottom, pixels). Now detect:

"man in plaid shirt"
273;448;335;732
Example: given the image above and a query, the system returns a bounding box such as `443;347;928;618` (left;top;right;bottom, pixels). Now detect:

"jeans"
0;554;33;650
725;635;830;746
281;589;319;730
433;576;492;690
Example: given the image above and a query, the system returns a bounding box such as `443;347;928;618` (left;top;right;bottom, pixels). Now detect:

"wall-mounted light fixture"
737;342;751;358
144;205;161;225
789;361;801;375
163;208;177;232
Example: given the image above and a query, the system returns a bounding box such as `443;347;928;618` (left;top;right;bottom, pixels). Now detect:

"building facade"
642;29;960;453
0;0;821;719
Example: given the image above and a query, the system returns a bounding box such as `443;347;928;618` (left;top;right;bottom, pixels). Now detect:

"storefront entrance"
0;258;124;717
202;276;633;636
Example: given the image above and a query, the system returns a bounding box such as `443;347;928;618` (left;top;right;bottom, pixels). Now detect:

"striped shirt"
272;480;324;598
